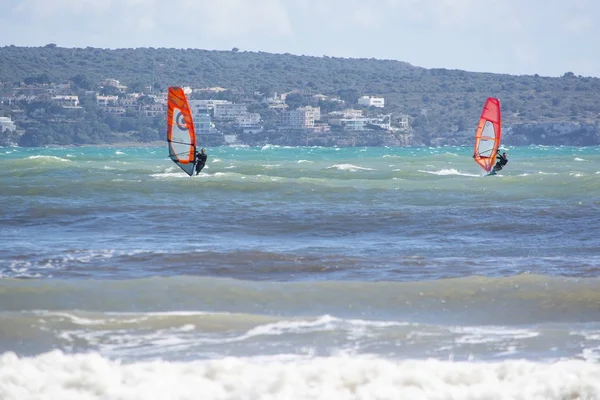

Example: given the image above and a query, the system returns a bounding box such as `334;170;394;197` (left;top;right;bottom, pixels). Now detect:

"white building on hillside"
97;95;119;107
328;109;364;119
280;106;321;129
236;113;262;133
188;99;229;113
213;103;248;120
193;87;228;94
0;116;16;132
300;106;320;121
117;93;142;109
195;113;213;135
397;116;409;130
141;104;164;117
358;96;385;108
102;79;128;92
52;95;80;107
329;117;371;131
236;113;261;128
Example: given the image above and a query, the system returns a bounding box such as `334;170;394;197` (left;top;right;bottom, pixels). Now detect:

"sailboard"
472;97;502;175
167;87;197;176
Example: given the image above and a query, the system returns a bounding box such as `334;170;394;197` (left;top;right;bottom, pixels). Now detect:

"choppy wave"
27;155;71;162
418;168;479;177
1;275;599;325
327;163;375;171
3;306;600;362
3;243;600;281
0;351;599;400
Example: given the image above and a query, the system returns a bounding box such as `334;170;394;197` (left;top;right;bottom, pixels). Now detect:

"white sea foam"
211;158;222;163
244;315;408;339
451;326;539;345
327;164;375;172
2;250;126;277
28;155;70;162
574;157;587;162
581;346;600;362
419;169;479;177
1;351;599;400
261;144;281;150
151;172;190;179
36;311;129;326
1;261;42;279
52;314;412;355
62;249;116;264
115;151;125;155
213;172;234;177
297;160;313;164
570;331;600;362
538;171;558;175
111;179;142;183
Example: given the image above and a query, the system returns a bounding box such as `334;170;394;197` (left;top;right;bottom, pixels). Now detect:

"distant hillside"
1;45;600;145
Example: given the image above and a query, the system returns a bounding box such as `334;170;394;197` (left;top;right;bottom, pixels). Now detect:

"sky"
1;0;599;77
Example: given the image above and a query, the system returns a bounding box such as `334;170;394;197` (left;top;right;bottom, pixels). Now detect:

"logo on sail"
175;110;188;131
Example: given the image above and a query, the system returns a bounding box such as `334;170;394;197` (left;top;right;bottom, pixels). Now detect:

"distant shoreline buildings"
1;77;412;146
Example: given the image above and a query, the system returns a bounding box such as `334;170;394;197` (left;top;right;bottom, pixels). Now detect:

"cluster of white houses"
0;116;16;133
1;79;410;137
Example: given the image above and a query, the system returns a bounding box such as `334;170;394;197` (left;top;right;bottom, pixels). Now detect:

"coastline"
30;141;166;149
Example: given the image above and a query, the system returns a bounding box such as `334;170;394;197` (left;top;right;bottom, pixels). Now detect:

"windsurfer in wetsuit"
195;148;207;175
492;152;508;173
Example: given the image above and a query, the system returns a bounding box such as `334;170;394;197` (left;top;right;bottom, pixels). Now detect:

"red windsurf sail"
473;97;502;173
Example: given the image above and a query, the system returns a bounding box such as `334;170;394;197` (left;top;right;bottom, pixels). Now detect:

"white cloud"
7;0;293;48
151;0;292;39
13;0;113;18
564;16;593;36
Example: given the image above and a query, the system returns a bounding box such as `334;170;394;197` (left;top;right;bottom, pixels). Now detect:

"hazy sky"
1;0;598;77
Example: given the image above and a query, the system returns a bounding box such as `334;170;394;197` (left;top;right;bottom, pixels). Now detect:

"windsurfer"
195;148;207;175
492;152;508;173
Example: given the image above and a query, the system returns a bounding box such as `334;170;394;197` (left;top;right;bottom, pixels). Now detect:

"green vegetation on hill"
1;45;600;146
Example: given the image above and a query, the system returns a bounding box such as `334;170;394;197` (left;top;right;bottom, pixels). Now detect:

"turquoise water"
1;145;599;399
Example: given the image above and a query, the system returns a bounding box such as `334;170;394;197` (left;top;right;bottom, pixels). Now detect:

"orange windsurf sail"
167;87;197;176
473;97;502;173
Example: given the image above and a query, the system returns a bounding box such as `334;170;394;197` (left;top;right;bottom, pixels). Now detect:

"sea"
1;144;599;399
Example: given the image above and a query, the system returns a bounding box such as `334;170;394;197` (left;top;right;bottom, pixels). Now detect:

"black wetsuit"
195;152;207;175
492;154;508;172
